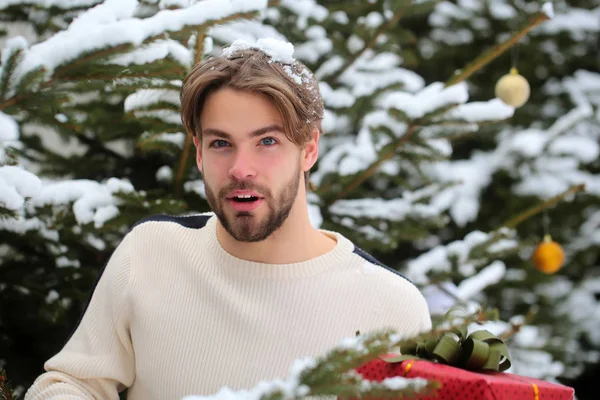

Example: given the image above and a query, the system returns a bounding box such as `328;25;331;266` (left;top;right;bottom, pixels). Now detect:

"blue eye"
211;140;229;148
261;137;277;146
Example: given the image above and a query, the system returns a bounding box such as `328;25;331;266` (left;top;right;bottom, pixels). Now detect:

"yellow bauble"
532;234;565;274
495;67;530;107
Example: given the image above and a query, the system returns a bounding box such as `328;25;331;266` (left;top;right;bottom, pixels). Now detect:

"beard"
203;166;300;242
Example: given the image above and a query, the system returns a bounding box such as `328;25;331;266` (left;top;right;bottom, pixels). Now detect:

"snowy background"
1;0;599;399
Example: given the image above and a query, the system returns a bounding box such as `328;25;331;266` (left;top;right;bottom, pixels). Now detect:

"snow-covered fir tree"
1;0;598;398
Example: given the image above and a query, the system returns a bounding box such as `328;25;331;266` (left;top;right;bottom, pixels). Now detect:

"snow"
0;0;100;9
159;0;194;9
548;136;599;163
0;178;22;210
538;8;598;36
124;89;180;112
340;53;425;97
29;178;133;226
331;11;349;25
283;66;302;84
406;230;517;285
427;153;496;227
446;98;514;122
422;282;460;315
11;0;269;92
547;104;593;137
1;35;28;66
377;82;469;119
135;110;182;124
0;166;43;210
542;2;554;18
329;197;440;222
363;12;384;28
209;20;286;48
347;35;364;53
184;179;206;198
68;0;137;31
1;0;599;393
56;256;81;268
0;111;19;142
489;2;516;20
156;165;173;182
311;111;407;184
151;132;186;148
455;260;506;301
280;0;328;30
222;37;295;64
319;82;355;108
181;356;318;400
293;30;332;64
106;39;192;67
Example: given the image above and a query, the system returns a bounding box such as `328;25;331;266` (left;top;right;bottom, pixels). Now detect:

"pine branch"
501;183;586;230
324;3;409;84
445;10;551;87
0;45;23;99
499;307;538;341
174;30;205;197
469;184;586;259
0;369;15;400
322;124;418;206
0;65;182;111
53;43;135;79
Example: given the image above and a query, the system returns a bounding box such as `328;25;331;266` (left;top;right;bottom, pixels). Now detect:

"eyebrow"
202;124;284;139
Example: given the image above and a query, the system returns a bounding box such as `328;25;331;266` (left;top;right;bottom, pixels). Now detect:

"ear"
193;134;203;172
301;128;319;172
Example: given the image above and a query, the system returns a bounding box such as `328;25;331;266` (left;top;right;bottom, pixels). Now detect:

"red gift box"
355;355;575;400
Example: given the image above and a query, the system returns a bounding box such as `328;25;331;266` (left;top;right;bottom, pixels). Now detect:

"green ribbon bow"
383;328;511;372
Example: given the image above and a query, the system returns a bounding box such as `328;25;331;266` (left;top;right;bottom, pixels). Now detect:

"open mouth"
230;195;261;203
227;194;264;212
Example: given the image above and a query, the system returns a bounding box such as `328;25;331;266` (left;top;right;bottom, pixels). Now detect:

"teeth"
235;195;253;198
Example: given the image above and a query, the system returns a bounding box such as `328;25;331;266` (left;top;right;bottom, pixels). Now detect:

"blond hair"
180;47;324;147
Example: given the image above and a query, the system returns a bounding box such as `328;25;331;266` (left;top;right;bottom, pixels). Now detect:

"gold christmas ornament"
495;67;530;107
532;234;565;274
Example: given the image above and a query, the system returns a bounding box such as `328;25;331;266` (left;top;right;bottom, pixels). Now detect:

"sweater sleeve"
24;234;135;400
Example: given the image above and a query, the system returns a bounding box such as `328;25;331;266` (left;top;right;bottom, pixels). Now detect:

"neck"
215;199;336;265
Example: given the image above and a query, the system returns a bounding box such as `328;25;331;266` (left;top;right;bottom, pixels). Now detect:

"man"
25;39;431;400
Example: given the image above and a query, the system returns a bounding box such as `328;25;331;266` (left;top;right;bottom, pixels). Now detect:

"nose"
228;148;257;180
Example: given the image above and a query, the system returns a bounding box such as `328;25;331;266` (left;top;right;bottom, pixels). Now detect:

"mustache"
219;181;271;198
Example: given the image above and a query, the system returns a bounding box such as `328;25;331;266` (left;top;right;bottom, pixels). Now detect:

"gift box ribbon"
382;329;511;372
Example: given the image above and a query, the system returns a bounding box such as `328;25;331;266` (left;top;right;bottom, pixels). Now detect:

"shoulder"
351;245;415;286
128;212;213;233
350;245;432;333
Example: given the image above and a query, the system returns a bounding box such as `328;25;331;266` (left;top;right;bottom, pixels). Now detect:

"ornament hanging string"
543;209;550;237
511;38;520;68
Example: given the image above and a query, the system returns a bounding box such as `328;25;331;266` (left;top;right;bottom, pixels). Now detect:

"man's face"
194;87;304;242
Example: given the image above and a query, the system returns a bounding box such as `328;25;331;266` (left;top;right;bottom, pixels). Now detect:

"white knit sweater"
25;213;432;400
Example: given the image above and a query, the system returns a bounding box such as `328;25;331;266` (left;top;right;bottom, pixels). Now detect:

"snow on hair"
179;44;324;146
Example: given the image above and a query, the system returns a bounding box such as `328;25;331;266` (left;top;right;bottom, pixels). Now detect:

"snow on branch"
104;39;192;67
181;329;433;400
329;197;440;222
340;50;424;97
405;229;518;285
0;111;18;143
0;0;101;10
30;177;134;228
377;81;469;120
279;0;329;30
124;88;181;112
442;98;514;122
0;111;43;215
0;166;42;212
8;0;268;92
